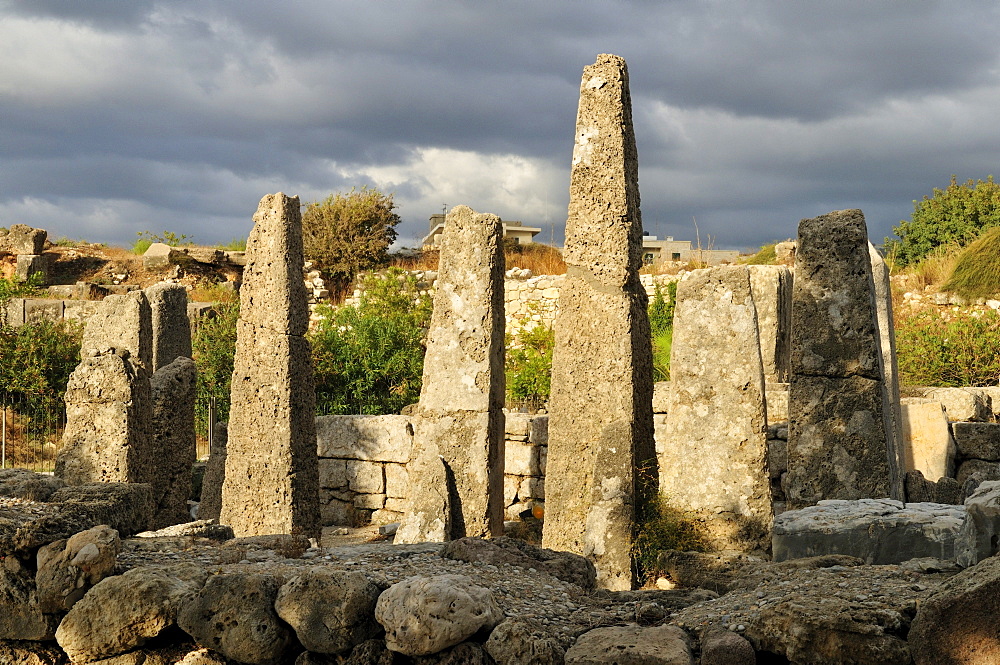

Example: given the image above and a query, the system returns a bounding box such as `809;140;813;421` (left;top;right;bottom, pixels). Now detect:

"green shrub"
0;274;42;310
133;230;193;254
0;319;82;424
652;328;673;382
191;300;239;432
310;268;431;415
218;237;247;251
506;321;554;402
633;492;711;580
744;242;778;265
896;308;1000;387
942;227;1000;300
648;282;677;380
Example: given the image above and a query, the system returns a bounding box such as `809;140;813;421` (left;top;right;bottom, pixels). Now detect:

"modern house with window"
641;234;740;266
421;214;542;249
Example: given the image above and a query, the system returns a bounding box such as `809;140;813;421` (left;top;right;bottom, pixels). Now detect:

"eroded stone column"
747;264;792;384
784;209;904;507
220;193;320;538
659;266;772;552
145;282;192;371
148;356;196;528
541;54;655;590
395;205;505;544
56;292;154;485
869;242;904;481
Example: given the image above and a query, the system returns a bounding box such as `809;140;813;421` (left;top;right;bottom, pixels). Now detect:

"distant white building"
641;234;740;266
421;214;542;248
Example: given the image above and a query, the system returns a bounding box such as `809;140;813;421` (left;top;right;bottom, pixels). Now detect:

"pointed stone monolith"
659;266;772;552
784;209;903;507
145;282;192;371
541;54;655;590
219;193;320;539
395;205;505;543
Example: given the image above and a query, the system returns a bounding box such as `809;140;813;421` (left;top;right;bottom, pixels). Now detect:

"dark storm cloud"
3;0;1000;251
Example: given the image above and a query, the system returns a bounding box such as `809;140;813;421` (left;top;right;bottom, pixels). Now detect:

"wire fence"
0;391;65;473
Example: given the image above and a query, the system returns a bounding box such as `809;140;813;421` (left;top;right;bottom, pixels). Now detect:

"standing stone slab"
81;291;153;373
784;210;902;507
660;266;772;552
395;205;505;543
541;54;655;590
747;264;792;384
220;193;320;539
149;357;196;529
198;422;227;522
145;282;192;371
870;242;904;481
901;398;956;482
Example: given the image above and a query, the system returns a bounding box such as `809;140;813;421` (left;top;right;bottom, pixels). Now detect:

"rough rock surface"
394;447;450;543
565;624;692;664
484;618;566;665
149;357;197;529
747;264;792;384
441;537;596;589
870;242;904;486
145;282;192;371
543;53;654;591
660;266;771;552
177;571;292;665
0;556;59;640
35;524;121;612
955;480;1000;567
909;554;1000;665
80;291;153;373
922;387;991;422
0;468;64;502
0;223;47;255
773;499;965;564
699;627;755;665
220;192;320;539
198;422;226;522
953;421;1000;461
56;563;208;663
396;205;505;544
786;209;902;507
274;568;381;654
375;574;502;656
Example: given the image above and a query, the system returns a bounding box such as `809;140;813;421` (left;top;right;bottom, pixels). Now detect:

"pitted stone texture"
0;468;65;502
56;352;154;486
375;574;502;656
315;415;413;463
36;524;121;612
398;205;505;543
953;422;1000;461
198;422;226;522
699;627;755;665
772;499;965;564
901;398;956;483
909;554;1000;665
955;480;1000;568
145;282;192;371
81;291;153;373
0;556;59;640
0;223;47;255
484;618;566;665
16;254;49;283
565;624;692;665
786;210;901;508
660;266;771;552
0;642;66;665
274;568;381;655
177;571;291;665
57;563;208;663
395;441;450;544
149;357;197;529
543;54;654;591
747;264;792;384
220;193;319;539
923;386;991;422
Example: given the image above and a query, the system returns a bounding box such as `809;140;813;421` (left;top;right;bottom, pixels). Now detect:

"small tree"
302;187;401;293
888;175;1000;267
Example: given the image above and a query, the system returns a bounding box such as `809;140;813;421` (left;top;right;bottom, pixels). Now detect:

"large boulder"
375;574;501;656
483;618;566;665
0;556;59;640
0;468;64;501
909;555;1000;665
955;481;1000;568
35;524;120;612
0;224;47;255
56;563;208;663
565;625;692;664
274;568;381;655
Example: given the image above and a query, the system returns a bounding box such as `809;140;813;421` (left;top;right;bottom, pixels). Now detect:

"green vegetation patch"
942;226;1000;300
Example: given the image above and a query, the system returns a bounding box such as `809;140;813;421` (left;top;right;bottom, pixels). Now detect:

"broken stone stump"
219;193;320;539
0;224;47;255
746;264;792;384
15;254;49;284
396;205;505;543
198;422;227;522
145;282;192;370
81;290;154;373
901;398;956;482
955;480;1000;568
870;242;904;472
149;357;197;529
659;266;771;552
542;54;655;591
784;209;903;507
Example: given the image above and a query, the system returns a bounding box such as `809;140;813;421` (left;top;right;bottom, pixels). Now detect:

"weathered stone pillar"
395;205;506;544
149;357;196;529
784;209;904;507
198;422;227;522
659;266;772;552
56;292;154;485
220;193;320;539
869;242;904;481
747;264;792;384
541;54;655;590
145;282;192;371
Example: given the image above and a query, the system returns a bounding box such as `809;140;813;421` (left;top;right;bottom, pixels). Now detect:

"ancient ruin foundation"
219;192;321;539
542;54;655;590
396;205;505;543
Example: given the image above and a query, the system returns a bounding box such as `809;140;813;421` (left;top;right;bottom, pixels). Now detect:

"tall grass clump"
648;282;677;381
896;308;1000;387
942;227;1000;300
504;241;566;275
744;242;778;265
907;244;962;291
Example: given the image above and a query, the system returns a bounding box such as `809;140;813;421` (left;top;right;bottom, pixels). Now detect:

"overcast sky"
3;1;1000;252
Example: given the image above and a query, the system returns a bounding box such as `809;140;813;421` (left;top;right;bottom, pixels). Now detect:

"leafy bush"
896;308;1000;387
191;301;239;432
942;227;1000;300
310;269;431;415
888;175;1000;267
132;230;193;255
648;282;677;380
0;274;42;310
0;319;81;424
506;320;555;402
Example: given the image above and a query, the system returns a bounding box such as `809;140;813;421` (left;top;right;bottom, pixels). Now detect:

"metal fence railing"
0;391;66;473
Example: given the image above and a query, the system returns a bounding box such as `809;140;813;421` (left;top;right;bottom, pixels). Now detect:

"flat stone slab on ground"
773;499;965;564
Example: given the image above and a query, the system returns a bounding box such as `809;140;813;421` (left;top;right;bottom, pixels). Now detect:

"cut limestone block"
901;398;956;481
953;422;1000;462
955;480;1000;568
